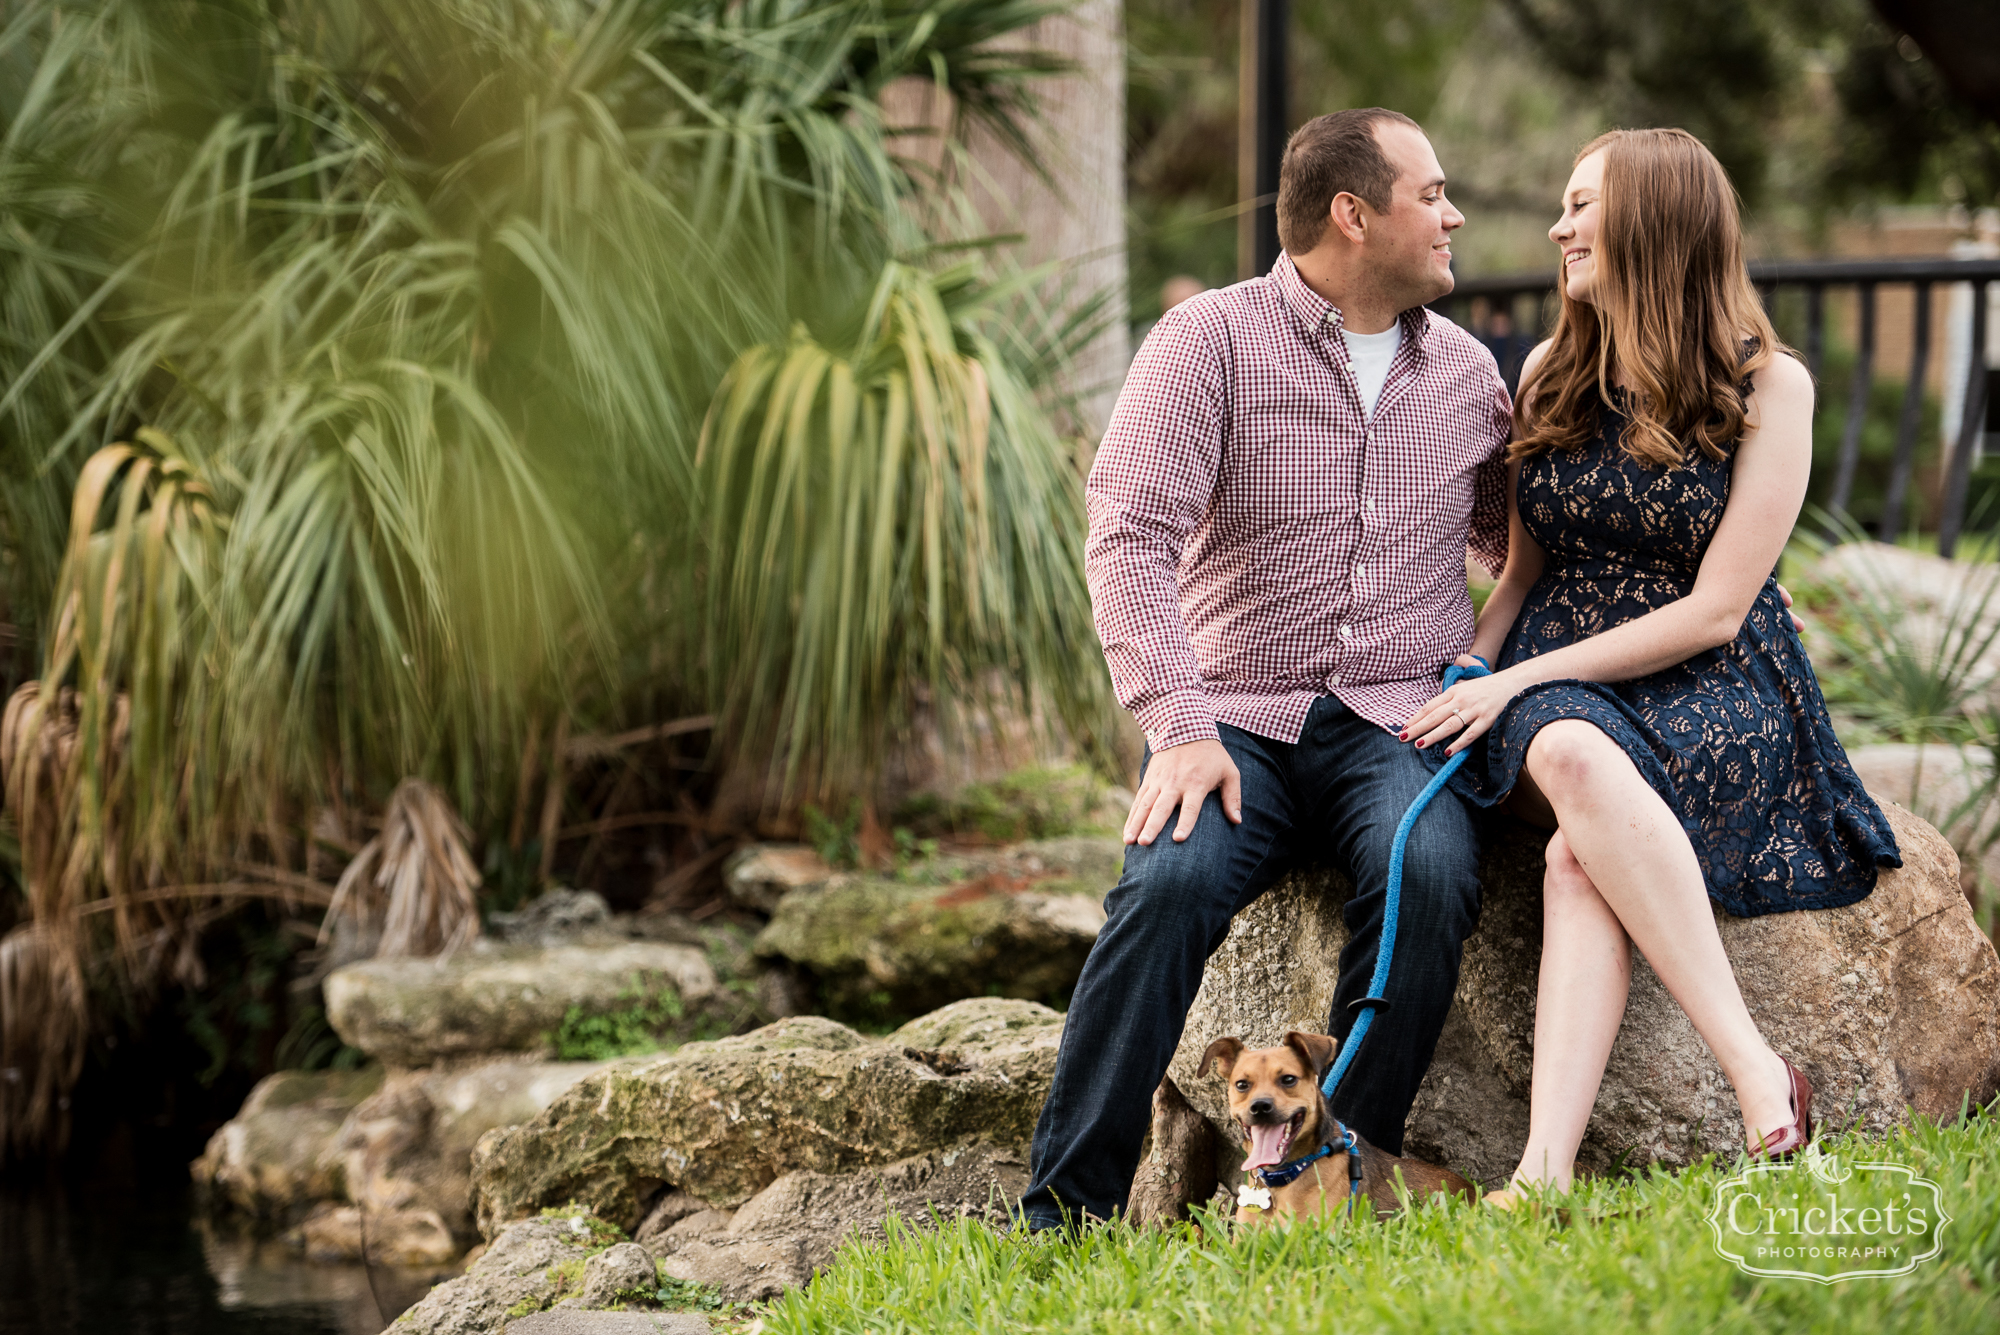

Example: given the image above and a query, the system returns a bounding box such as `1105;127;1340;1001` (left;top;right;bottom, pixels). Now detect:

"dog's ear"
1282;1030;1339;1080
1201;1036;1244;1081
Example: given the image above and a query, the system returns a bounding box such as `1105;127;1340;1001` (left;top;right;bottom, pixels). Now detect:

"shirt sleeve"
1466;367;1513;578
1085;308;1228;750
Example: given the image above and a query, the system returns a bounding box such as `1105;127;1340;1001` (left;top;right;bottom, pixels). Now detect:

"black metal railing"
1435;256;2000;557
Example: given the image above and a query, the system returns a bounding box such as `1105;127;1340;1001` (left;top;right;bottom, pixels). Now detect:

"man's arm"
1086;309;1243;845
1466;361;1514;578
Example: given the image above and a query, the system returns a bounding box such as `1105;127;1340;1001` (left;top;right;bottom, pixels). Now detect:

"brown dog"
1202;1031;1474;1225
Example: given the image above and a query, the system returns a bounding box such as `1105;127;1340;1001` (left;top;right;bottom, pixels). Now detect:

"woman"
1400;128;1900;1205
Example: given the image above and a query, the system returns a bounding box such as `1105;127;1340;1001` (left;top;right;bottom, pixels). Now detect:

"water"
0;1125;451;1335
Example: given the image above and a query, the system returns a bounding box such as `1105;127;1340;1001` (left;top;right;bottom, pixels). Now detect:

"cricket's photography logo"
1707;1144;1951;1283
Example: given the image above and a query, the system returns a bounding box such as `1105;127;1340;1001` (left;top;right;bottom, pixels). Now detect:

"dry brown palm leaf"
320;780;482;960
0;924;88;1157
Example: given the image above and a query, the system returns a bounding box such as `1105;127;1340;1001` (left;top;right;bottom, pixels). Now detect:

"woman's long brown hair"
1512;128;1786;468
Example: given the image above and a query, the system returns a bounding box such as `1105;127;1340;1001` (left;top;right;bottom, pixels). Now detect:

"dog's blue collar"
1255;1124;1358;1189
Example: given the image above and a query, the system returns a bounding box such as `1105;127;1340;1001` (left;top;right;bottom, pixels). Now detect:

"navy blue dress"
1437;386;1900;917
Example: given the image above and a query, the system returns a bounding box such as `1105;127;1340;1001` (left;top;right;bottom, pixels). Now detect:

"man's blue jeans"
1020;694;1484;1227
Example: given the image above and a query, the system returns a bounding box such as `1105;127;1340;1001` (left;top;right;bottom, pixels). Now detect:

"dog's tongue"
1244;1121;1292;1171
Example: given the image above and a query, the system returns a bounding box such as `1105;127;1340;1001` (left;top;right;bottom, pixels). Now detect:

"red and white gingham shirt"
1087;255;1512;750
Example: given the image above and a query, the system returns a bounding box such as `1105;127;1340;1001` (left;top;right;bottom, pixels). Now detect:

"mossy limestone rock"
335;1059;614;1242
753;836;1121;1015
470;998;1063;1236
190;1067;383;1221
651;1141;1029;1302
387;1212;623;1335
325;942;719;1067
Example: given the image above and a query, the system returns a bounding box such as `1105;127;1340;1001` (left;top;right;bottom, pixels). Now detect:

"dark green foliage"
0;0;1110;1154
1825;11;2000;209
172;911;362;1085
544;975;686;1061
1124;0;1485;322
893;765;1111;844
652;1269;738;1314
1805;355;1943;535
1498;0;1797;202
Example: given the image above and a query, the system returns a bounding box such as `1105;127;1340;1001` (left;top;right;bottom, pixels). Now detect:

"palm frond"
0;0;1104;1153
319;778;481;960
699;259;1110;805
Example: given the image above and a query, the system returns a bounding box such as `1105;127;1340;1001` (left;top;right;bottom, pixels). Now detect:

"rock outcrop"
387;1213;631;1335
195;1058;610;1249
752;836;1119;1015
470;998;1062;1236
325;942;721;1068
334;1060;613;1242
191;1067;384;1220
648;1142;1027;1302
290;1203;458;1267
723;845;835;913
1164;799;2000;1192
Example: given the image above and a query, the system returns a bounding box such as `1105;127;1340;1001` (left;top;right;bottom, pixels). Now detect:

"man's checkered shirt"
1086;255;1513;751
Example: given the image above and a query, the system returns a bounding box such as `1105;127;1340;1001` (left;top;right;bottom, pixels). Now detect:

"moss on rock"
470;999;1063;1234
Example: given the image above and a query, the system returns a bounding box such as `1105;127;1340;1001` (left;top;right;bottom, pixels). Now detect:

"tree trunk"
1126;1072;1218;1227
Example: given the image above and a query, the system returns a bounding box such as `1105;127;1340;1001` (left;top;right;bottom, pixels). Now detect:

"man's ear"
1282;1030;1339;1081
1201;1036;1244;1081
1327;191;1371;246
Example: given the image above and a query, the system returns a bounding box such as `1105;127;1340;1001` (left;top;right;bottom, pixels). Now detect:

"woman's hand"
1399;662;1523;756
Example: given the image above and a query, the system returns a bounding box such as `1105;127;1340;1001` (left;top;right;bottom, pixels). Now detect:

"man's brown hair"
1275;108;1421;255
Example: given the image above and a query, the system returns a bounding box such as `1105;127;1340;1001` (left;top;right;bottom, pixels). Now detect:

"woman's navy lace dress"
1441;386;1900;916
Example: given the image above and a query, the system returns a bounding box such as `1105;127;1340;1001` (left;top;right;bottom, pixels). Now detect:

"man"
1019;108;1510;1230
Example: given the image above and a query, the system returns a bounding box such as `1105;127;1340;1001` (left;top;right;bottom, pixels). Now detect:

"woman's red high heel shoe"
1749;1055;1814;1160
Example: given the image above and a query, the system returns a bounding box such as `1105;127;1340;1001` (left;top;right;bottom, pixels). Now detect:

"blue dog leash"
1320;657;1491;1103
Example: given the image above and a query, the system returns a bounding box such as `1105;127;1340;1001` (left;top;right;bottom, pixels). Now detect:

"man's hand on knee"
1126;738;1243;846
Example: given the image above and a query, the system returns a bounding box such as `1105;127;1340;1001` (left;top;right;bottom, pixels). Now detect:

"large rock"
191;1067;384;1221
1168;800;2000;1188
470;998;1062;1236
723;844;835;913
326;942;721;1067
194;1058;609;1249
290;1203;458;1267
387;1212;637;1335
649;1142;1027;1303
335;1060;613;1241
753;836;1121;1015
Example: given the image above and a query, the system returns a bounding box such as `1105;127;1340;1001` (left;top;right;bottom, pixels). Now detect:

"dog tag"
1237;1184;1272;1212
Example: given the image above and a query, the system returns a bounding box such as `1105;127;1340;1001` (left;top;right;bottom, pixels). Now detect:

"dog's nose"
1249;1097;1274;1117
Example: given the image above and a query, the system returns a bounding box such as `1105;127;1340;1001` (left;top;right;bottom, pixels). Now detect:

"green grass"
763;1113;2000;1333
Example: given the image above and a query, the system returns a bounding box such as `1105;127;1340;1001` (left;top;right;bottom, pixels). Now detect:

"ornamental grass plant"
0;0;1114;1155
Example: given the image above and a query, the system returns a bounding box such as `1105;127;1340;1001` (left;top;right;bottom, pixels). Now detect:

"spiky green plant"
0;0;1113;1153
701;260;1108;803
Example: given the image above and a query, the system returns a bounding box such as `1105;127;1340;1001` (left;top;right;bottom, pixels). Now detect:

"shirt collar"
1272;252;1434;350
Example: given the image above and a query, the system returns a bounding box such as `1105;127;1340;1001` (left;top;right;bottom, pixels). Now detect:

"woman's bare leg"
1516;720;1795;1155
1506;831;1632;1190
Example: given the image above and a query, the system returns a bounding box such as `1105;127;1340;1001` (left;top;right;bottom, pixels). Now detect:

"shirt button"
1339;624;1354;640
1365;498;1377;511
1329;674;1342;687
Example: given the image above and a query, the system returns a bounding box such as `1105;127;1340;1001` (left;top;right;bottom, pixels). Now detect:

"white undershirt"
1341;321;1403;420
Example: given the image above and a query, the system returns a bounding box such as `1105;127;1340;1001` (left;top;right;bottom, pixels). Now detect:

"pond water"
0;1124;451;1335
